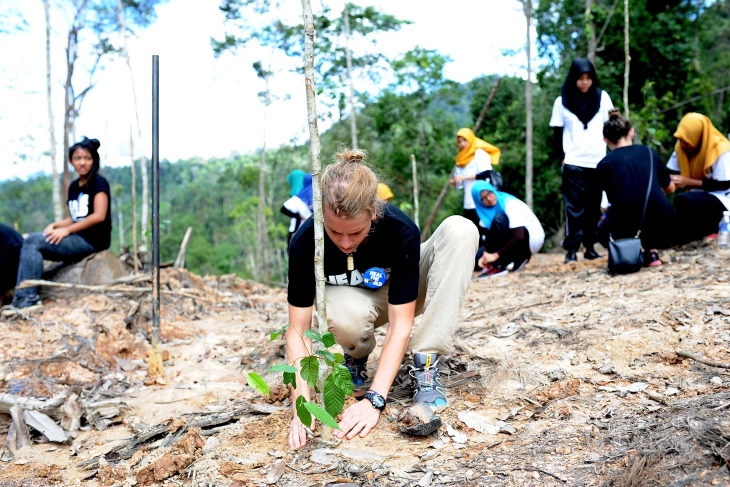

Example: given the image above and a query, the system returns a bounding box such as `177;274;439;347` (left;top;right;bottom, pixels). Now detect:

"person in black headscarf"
549;58;614;264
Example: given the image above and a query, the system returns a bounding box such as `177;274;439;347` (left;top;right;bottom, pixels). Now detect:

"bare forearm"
65;214;105;234
370;327;410;399
370;303;415;399
51;218;73;229
686;178;703;188
286;305;314;410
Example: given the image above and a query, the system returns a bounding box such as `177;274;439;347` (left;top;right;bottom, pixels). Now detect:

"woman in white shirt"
471;181;545;278
550;58;613;263
451;128;501;228
667;112;730;243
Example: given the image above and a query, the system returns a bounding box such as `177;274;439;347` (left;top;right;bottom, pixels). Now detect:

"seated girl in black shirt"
12;137;112;308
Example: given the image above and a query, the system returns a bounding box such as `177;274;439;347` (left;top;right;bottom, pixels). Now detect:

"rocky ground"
1;241;730;487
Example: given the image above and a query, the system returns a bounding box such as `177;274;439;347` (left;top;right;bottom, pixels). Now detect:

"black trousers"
674;191;727;245
562;164;602;251
474;214;531;270
597;209;676;251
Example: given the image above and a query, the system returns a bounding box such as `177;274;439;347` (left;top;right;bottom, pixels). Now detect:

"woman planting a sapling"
286;149;478;449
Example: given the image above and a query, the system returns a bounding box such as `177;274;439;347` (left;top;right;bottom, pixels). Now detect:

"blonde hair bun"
322;148;384;219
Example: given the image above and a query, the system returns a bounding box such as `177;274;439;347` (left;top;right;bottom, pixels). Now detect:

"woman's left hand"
334;398;381;440
45;228;70;245
478;252;499;268
669;174;690;189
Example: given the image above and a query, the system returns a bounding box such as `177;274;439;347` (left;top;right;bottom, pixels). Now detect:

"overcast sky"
0;0;533;181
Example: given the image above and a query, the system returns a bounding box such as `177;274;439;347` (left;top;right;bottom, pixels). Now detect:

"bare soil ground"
1;242;730;487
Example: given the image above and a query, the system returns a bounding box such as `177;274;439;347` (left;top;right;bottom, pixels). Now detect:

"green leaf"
332;363;354;396
304;330;323;342
333;353;345;364
296;396;312;428
304;401;340;430
282;371;297;389
268;363;298;374
321;332;336;348
324;374;346;418
246;372;269;397
269;323;290;342
299;356;320;389
315;349;336;362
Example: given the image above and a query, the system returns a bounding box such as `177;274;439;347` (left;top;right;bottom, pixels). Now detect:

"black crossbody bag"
607;147;653;275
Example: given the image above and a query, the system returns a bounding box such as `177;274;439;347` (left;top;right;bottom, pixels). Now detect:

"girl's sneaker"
646;251;662;267
477;265;508;279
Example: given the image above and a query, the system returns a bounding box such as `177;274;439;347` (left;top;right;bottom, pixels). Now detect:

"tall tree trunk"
119;0;149;252
411;154;420;228
257;91;269;284
117;198;125;250
129;125;139;272
301;0;327;335
585;0;596;66
343;5;358;149
63;26;77;204
623;0;630;118
525;0;534;209
44;0;62;222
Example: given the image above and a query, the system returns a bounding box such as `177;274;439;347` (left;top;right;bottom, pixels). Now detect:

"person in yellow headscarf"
451;128;501;227
666;113;730;243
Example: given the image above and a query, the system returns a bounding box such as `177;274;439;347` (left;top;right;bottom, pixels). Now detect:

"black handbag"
475;169;504;191
607;147;653;275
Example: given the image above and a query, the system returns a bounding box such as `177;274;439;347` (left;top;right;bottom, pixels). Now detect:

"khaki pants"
323;216;479;359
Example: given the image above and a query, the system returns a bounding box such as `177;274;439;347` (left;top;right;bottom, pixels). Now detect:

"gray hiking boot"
409;352;448;413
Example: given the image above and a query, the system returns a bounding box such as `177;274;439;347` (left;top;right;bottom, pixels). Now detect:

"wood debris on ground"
0;242;729;486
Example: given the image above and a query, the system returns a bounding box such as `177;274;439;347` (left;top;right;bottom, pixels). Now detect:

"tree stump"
44;251;126;286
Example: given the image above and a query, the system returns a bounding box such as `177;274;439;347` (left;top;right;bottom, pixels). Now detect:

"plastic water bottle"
718;211;730;248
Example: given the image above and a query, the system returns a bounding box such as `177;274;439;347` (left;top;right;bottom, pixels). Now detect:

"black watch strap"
364;390;386;411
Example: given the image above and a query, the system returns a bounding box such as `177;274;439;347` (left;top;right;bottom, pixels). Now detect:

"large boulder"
45;251;126;285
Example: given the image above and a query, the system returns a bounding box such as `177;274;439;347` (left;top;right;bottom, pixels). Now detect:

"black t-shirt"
287;204;420;308
68;175;112;250
597;145;673;237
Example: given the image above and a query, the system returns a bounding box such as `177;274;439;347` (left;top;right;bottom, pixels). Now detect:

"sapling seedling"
246;323;354;430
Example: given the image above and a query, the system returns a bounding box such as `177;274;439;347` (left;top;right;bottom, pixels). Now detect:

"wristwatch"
363;390;386;411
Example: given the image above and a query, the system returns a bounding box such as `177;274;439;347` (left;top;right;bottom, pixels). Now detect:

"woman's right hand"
288;415;314;450
43;223;56;235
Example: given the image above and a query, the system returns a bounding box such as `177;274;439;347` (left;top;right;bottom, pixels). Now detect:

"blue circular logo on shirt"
363;267;388;289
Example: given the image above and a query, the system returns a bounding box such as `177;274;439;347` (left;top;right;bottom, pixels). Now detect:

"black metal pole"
151;55;160;347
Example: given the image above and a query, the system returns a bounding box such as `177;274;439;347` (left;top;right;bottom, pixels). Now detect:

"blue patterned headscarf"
471;181;516;229
296;173;313;208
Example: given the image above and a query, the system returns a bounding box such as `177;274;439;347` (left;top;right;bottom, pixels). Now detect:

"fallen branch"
0;391;69;416
174;227;193;269
495;466;566;483
677;350;730;369
16;279;212;303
